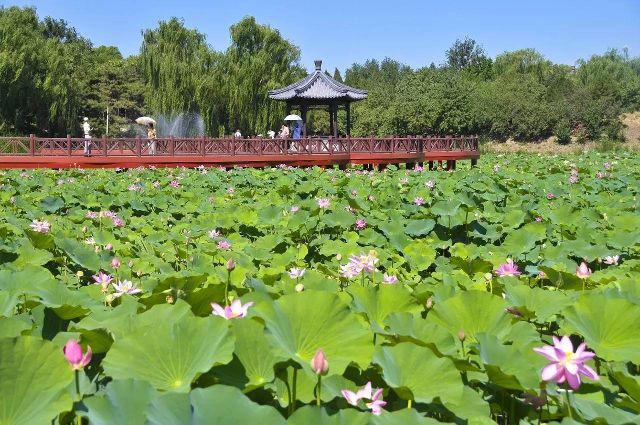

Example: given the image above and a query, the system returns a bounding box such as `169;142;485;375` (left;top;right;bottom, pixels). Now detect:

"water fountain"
136;113;205;137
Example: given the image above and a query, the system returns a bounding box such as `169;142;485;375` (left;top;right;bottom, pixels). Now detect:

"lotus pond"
1;153;639;425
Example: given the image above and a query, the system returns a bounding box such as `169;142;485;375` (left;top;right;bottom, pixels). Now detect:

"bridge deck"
0;136;479;169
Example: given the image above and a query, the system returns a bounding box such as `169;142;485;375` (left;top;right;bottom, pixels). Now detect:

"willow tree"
141;18;212;118
223;17;304;135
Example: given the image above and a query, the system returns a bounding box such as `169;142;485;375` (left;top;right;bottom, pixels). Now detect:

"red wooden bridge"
0;135;479;169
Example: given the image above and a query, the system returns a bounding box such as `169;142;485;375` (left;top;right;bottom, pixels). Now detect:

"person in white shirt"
234;129;242;138
82;117;92;156
267;130;276;139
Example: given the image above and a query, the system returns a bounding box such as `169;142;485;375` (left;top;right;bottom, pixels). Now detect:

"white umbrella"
284;114;302;121
135;116;157;126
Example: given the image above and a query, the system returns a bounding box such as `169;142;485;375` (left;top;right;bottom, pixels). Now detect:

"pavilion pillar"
329;105;334;137
346;102;351;136
286;103;292;117
332;103;338;138
301;104;308;137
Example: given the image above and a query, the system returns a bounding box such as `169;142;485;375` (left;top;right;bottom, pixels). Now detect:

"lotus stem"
75;370;82;425
289;367;298;416
316;375;322;406
563;389;573;420
224;269;230;306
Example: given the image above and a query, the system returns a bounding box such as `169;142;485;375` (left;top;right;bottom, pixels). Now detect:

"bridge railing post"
201;136;206;156
169;136;175;156
29;134;35;155
136;136;141;156
102;136;107;156
67;135;72;156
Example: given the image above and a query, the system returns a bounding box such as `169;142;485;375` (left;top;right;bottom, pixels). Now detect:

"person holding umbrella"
135;117;157;155
147;123;157;154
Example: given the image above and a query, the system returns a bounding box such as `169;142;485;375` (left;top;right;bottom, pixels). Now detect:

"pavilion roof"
268;60;368;102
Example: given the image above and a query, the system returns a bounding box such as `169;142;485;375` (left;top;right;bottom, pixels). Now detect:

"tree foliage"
1;9;639;142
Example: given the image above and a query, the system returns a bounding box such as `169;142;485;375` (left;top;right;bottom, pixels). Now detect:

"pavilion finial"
314;59;322;71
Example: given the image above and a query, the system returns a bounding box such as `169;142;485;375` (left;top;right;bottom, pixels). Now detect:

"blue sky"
4;0;640;73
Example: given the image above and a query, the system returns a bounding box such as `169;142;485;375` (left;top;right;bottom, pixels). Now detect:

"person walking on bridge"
82;117;92;156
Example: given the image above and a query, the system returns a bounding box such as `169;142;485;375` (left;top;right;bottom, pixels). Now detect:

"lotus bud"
63;339;91;370
576;262;592;279
226;258;236;271
105;243;113;251
426;297;433;309
311;349;329;376
111;257;121;269
295;283;305;292
458;329;466;342
484;272;493;281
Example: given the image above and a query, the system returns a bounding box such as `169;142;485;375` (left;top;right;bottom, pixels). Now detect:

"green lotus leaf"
83;379;157;425
426;290;511;342
562;294;640;363
103;313;234;391
254;291;374;376
56;237;102;271
11;240;53;267
146;392;190;425
571;395;640;425
404;219;436;236
0;317;32;338
232;318;285;388
288;406;368;425
190;385;286;425
504;285;575;322
349;285;420;333
403;240;437;272
373;343;464;405
0;337;73;425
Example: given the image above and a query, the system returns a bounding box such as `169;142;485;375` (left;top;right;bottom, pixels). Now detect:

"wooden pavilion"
268;60;368;137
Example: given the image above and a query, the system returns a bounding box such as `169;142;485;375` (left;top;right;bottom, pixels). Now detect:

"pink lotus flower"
596;171;604;179
226;258;236;271
290;206;300;213
208;229;220;239
153;181;161;188
111;257;121;269
382;274;398;284
288;267;305;279
355;218;366;230
414;197;425;206
569;175;578;184
340;262;362;279
493;164;500;173
64;339;92;370
311;349;329;375
603;255;619;265
169;180;180;188
217;240;231;250
92;271;113;285
317;198;330;209
399;177;409;185
30;219;50;233
341;382;387;416
211;299;254;319
351;190;358;196
112;280;142;297
112;217;124;227
535;217;543;222
226;187;235;194
495;259;521;277
425;180;435;189
534;336;599;390
86;211;99;219
538;271;547;279
104;243;113;251
576;262;592;279
604;162;611;170
546;193;555;200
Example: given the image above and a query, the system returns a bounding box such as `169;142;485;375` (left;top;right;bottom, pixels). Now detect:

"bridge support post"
428;161;434;171
406;162;415;170
338;163;346;171
471;158;478;167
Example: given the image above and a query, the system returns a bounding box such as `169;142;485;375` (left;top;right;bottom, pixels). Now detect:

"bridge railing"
0;135;478;156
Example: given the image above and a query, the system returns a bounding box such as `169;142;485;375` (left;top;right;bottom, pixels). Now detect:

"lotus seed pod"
295;283;304;292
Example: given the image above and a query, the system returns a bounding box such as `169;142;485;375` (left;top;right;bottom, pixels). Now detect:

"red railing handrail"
0;135;479;157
